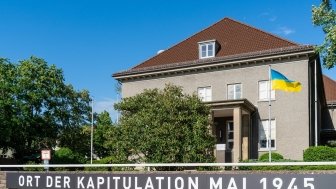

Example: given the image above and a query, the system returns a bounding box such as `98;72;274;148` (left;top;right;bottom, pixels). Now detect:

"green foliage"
239;159;294;171
113;84;215;170
22;161;45;171
312;2;336;69
326;140;336;147
0;59;17;152
58;111;115;159
57;126;91;158
239;159;336;171
0;56;91;160
84;156;134;171
103;124;130;164
94;111;114;158
259;152;284;161
239;148;336;170
52;148;86;171
53;148;86;164
303;146;336;161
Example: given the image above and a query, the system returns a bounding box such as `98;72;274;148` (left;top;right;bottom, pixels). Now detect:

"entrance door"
227;121;234;150
225;121;234;162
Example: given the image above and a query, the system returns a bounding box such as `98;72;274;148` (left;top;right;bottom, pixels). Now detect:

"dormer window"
198;40;216;59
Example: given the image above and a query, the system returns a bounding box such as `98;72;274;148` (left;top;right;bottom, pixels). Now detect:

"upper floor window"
198;86;212;102
259;80;275;101
227;83;242;100
198;40;216;59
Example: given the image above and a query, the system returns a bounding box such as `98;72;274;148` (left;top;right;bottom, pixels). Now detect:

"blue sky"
0;0;334;120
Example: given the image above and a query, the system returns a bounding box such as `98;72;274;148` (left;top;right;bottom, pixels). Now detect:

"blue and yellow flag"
271;69;302;92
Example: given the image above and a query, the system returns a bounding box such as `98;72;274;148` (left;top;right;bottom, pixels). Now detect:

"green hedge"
239;159;336;170
259;152;284;161
303;146;336;162
326;140;336;147
239;159;297;170
23;161;45;171
84;156;134;171
52;148;86;171
238;147;336;171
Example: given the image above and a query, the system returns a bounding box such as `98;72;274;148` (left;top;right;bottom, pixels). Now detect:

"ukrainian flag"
271;69;302;92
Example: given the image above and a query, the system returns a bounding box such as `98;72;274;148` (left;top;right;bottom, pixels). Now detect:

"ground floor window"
259;119;276;150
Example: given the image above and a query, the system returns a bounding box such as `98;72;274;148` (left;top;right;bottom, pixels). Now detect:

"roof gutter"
113;46;315;81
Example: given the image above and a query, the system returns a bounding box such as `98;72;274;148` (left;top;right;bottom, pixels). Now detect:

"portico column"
242;114;249;160
233;107;242;163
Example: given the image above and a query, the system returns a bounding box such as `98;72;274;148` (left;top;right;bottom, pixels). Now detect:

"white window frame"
227;83;242;100
259;119;276;151
197;86;212;102
258;80;275;101
198;40;216;59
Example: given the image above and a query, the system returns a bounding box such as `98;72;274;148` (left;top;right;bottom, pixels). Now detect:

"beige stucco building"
113;18;336;162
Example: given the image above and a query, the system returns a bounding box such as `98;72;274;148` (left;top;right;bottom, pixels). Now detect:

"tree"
312;1;336;68
0;59;17;151
52;147;86;171
57;125;91;157
113;85;215;167
94;111;113;158
0;56;91;159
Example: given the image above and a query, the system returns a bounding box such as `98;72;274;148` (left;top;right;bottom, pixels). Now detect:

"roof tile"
323;75;336;103
132;17;298;70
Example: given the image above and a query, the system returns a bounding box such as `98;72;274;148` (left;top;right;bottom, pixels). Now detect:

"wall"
121;58;310;160
322;106;336;130
0;172;6;189
329;107;336;129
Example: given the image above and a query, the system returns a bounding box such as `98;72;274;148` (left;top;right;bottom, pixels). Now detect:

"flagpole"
90;99;94;164
314;59;318;146
268;65;272;162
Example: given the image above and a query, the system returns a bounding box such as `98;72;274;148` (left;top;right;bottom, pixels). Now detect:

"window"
259;119;276;150
258;80;275;101
198;40;216;59
227;83;242;100
198;87;212;102
227;121;234;150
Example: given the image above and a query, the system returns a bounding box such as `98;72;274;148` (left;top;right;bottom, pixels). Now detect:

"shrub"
239;159;336;171
326;140;336;147
259;152;284;161
23;161;44;171
84;159;110;171
303;146;336;162
52;148;86;171
84;156;134;171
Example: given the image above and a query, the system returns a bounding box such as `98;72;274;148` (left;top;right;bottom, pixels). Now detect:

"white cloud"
93;98;119;122
259;12;270;17
274;26;295;35
259;12;277;22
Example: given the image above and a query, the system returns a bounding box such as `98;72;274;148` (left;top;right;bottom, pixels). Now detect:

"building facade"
321;75;336;144
113;18;335;162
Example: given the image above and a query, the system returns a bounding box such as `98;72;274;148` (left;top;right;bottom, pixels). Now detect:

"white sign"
216;144;226;150
41;150;51;160
7;172;326;189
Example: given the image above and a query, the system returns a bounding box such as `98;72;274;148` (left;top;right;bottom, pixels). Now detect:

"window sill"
258;148;276;152
200;56;215;59
258;99;276;102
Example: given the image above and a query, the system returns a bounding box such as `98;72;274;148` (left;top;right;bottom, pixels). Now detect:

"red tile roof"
323;75;336;103
132;17;299;70
113;45;314;77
